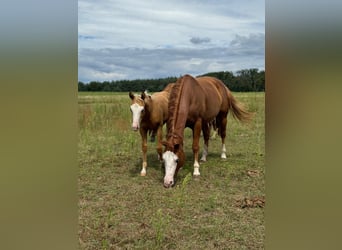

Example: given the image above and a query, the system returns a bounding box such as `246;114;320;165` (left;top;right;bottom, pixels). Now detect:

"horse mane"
163;83;175;93
166;76;186;144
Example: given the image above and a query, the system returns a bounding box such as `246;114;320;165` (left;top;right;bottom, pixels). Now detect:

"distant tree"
77;69;264;92
78;81;86;91
256;70;265;91
88;81;102;91
236;69;264;91
102;81;111;91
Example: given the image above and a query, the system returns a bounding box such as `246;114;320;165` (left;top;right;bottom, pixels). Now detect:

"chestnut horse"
129;83;174;176
162;75;252;188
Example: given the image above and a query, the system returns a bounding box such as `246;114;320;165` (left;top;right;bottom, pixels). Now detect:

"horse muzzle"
131;124;139;131
163;178;174;188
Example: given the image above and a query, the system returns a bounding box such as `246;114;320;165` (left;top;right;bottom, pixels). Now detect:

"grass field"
78;92;265;249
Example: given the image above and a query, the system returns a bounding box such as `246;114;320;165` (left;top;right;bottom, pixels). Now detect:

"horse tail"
227;89;254;123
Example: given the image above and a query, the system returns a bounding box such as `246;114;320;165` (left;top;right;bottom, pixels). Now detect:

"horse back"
195;77;229;117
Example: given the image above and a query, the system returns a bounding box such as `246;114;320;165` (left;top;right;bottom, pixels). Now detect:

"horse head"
140;90;153;107
129;91;146;131
162;136;185;188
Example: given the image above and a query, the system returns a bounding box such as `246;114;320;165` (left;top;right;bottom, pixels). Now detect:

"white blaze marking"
162;151;178;187
130;103;144;129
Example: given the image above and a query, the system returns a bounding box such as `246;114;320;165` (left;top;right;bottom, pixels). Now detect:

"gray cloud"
230;33;264;49
78;0;265;82
78;35;264;82
190;37;211;44
78;35;97;40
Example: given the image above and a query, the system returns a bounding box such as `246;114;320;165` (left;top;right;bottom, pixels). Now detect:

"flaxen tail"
227;89;254;123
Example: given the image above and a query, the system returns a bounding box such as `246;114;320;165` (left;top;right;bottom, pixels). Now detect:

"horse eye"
175;159;179;163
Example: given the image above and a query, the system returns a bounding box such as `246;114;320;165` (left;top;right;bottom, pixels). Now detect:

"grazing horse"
129;83;174;176
162;75;252;188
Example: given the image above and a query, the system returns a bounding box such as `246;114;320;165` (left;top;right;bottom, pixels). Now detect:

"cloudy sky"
78;0;264;83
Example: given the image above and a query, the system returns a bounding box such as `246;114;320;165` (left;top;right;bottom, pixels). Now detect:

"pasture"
78;92;265;249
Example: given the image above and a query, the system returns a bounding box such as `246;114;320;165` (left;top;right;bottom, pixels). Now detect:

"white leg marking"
221;144;227;159
193;160;200;176
200;144;208;162
141;162;147;176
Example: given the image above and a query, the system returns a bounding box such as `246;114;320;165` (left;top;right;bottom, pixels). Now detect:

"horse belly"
202;99;221;121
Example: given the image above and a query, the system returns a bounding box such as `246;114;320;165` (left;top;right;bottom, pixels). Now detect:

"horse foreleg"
140;129;148;176
156;125;163;162
200;122;210;162
192;120;202;176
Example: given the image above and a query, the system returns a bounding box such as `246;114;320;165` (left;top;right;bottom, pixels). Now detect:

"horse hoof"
193;175;201;181
194;174;201;181
140;172;146;176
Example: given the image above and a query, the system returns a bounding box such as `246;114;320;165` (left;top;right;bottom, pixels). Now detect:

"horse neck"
167;76;194;145
141;102;152;121
147;93;167;124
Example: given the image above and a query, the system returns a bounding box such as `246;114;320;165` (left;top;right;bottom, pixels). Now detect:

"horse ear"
129;92;135;100
142;91;152;102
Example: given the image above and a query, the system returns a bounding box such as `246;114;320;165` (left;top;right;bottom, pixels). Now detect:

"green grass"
78;92;265;249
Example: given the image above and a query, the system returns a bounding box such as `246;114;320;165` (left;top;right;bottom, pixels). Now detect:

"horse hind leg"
156;126;163;162
150;129;156;142
200;144;208;162
217;114;228;159
210;119;218;140
193;120;202;176
200;122;210;162
210;129;218;140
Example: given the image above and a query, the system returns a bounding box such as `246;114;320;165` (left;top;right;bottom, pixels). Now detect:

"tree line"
78;69;265;92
